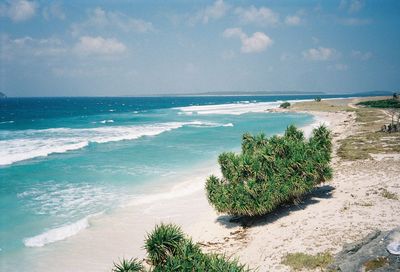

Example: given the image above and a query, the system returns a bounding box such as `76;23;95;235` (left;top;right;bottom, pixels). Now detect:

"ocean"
0;94;363;269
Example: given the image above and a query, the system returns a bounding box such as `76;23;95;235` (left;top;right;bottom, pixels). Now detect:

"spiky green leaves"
144;223;185;266
143;224;250;271
112;258;145;272
206;125;333;216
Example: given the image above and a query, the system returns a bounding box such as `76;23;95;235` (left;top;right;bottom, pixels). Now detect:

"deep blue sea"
0;94;368;268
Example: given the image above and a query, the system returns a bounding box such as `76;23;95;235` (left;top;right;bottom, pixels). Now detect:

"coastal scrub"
206;125;332;216
113;223;250;271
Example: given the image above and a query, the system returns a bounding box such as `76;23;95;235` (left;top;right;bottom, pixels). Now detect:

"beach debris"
387;241;400;255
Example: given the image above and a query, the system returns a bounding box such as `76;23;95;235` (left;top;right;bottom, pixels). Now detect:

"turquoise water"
0;95;359;266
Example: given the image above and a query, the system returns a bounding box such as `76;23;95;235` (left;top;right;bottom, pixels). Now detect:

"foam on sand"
123;179;204;208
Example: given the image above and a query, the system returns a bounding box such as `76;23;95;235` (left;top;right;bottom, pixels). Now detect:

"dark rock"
329;227;400;272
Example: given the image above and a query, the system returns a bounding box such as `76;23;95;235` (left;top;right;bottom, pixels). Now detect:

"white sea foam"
0;121;202;166
23;215;98;247
0;121;14;124
99;120;114;124
187;121;234;128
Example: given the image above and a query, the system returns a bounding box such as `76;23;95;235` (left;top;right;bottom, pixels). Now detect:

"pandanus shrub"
112;258;145;272
113;223;250;271
206;125;332;217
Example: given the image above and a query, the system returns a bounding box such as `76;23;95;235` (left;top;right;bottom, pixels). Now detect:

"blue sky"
1;0;399;96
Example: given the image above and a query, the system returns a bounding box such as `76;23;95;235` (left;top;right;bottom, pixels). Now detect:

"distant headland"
0;92;6;98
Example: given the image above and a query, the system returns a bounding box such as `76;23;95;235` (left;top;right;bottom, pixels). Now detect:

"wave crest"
23;217;90;247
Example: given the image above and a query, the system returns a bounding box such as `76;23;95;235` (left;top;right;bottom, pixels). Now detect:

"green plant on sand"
206;125;332;216
280;101;291;109
113;223;250;271
112;258;145;272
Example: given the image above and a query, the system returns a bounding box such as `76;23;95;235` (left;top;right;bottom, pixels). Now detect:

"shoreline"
185;97;400;271
4;96;399;271
8;101;318;271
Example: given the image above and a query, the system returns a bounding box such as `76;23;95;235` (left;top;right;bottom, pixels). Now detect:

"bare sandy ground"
183;103;400;271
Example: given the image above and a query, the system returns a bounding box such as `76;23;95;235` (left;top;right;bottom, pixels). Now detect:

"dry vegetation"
281;252;333;271
292;97;400;160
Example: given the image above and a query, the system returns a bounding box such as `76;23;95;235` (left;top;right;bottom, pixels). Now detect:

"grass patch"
291;100;353;112
357;99;400;108
363;257;389;271
281;252;333;271
337;107;400;160
380;188;399;200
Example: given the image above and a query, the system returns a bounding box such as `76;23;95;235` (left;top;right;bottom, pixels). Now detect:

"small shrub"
112;258;145;272
280;102;291;109
144;223;185;265
114;224;250;271
153;240;248;272
380;188;399;200
314;97;322;102
206;125;332;216
281;252;333;270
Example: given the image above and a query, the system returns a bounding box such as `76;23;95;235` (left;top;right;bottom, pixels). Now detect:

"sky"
1;0;399;97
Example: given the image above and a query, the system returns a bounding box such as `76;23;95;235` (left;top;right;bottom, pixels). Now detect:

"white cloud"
337;17;371;26
42;2;65;20
0;0;37;22
190;0;229;24
71;7;153;36
1;35;67;60
349;0;364;13
339;0;365;13
351;50;372;61
303;47;338;61
234;6;279;26
223;27;272;54
285;15;301;26
73;36;127;55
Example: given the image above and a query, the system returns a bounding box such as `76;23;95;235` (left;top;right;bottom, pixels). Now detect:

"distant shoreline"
0;91;392;98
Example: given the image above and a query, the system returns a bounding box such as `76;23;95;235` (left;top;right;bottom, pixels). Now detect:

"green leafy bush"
113;223;250;271
206;125;332;216
280;102;291;108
